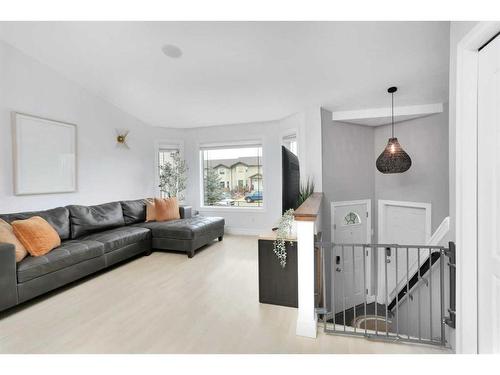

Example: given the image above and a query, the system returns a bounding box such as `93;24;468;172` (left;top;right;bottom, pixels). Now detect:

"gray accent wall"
374;106;450;237
321;107;376;306
321;108;375;244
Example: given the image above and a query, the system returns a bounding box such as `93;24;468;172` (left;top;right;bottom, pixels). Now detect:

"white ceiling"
0;21;450;128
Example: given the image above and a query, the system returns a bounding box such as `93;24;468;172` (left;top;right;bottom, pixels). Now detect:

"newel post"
293;192;323;338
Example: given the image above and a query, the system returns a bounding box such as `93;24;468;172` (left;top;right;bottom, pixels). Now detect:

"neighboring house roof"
209;157;260;169
213;164;231;169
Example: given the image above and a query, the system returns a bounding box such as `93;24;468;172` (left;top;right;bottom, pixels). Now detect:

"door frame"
455;21;500;354
331;199;372;299
377;199;432;299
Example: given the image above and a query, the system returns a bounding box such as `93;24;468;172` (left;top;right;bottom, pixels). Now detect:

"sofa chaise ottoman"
136;214;225;258
0;199;224;313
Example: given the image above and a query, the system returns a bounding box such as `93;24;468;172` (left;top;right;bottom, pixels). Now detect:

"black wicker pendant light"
376;87;412;174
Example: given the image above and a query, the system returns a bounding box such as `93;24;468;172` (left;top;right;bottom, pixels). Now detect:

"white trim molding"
428;216;450;246
331;103;443;127
454;21;500;354
295;219;318;338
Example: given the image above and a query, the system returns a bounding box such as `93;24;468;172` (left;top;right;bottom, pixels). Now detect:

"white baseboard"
224;226;264;236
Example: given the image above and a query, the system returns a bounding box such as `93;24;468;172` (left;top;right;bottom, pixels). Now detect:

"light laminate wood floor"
0;235;451;354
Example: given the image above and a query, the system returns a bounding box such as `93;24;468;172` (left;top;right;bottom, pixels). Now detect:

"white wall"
0;40;179;213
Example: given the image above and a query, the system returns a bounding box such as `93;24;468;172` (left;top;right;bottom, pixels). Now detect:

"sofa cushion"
81;226;151;253
146;199;156;222
0;207;70;240
154;197;180;222
135;216;224;241
16;240;105;283
120;199;148;225
12;216;61;257
0;218;28;262
67;202;125;239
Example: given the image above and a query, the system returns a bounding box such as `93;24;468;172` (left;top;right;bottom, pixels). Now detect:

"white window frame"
198;139;266;212
282;130;298;156
154;140;184;198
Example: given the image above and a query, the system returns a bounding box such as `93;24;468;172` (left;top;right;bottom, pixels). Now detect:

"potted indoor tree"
158;152;188;201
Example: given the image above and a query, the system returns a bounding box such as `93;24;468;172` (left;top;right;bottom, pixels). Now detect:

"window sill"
198;206;266;213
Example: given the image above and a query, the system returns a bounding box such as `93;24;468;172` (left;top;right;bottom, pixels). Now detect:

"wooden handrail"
293;192;323;221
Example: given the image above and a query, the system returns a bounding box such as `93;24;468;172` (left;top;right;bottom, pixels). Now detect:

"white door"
332;200;371;313
478;34;500;353
378;200;431;301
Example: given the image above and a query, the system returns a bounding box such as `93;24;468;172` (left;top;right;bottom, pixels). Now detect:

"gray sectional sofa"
0;199;224;312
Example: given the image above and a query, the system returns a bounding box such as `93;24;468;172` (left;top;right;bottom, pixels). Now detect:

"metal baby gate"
315;241;456;347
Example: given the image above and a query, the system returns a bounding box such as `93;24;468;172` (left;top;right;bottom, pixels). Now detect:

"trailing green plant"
297;177;315;206
273;208;295;268
158;152;188;201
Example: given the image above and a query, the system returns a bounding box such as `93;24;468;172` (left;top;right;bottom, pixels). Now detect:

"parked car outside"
215;192;235;206
244;191;263;203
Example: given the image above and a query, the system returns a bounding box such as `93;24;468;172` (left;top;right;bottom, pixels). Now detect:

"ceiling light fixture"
376;87;412;174
161;44;183;59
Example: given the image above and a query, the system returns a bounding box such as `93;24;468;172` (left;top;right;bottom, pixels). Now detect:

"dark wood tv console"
258;233;298;308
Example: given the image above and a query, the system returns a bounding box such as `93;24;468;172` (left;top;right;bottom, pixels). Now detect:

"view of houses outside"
202;146;263;207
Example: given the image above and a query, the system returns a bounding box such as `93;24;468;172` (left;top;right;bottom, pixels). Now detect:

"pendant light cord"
391;92;394;138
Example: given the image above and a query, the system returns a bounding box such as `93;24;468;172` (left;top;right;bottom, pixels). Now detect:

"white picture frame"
12;112;77;195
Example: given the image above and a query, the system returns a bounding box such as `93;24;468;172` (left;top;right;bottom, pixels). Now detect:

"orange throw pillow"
0;218;28;262
12;216;61;257
145;199;156;222
154;197;180;222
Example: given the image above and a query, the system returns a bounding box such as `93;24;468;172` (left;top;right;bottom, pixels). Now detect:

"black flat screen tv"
282;146;300;214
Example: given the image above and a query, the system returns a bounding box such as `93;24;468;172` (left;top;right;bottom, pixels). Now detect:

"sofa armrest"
179;206;192;219
0;242;18;311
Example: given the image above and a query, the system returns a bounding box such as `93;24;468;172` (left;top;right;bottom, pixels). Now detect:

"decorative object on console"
297;177;315;206
115;129;130;148
0;219;28;262
273;208;295;268
12;112;76;195
11;216;61;256
376;87;412;174
158;152;188;201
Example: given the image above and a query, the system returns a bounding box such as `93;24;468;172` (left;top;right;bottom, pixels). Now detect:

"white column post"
295;219;318;338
